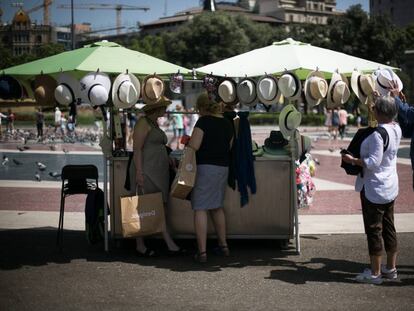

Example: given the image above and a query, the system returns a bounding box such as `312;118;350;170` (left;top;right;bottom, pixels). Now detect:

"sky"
1;0;369;33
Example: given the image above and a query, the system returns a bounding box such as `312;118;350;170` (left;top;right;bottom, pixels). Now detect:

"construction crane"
11;0;53;25
58;3;150;35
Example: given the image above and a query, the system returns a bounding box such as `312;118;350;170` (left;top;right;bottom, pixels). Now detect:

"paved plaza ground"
0;125;413;310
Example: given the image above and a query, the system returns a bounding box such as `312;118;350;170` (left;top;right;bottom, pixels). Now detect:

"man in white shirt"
54;107;62;133
342;95;401;284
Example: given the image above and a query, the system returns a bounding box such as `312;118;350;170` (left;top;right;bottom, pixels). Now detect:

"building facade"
370;0;414;27
257;0;341;24
0;10;52;56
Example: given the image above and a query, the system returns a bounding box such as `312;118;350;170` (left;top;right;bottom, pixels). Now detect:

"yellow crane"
58;3;150;35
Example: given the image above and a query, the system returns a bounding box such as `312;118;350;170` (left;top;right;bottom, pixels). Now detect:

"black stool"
57;164;98;248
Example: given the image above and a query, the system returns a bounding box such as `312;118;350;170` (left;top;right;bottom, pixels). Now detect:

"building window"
36;35;42;43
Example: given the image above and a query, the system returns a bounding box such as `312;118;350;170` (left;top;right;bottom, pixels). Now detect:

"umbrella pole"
103;105;111;252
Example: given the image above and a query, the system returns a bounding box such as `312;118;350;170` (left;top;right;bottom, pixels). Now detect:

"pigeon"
49;171;61;178
17;146;25;152
36;162;47;171
314;158;320;165
35;172;41;182
2;155;9;166
23;146;30;150
63;148;69;154
49;145;56;151
13;159;22;165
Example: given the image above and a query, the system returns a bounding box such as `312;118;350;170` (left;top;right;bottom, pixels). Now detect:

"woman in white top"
342;95;401;284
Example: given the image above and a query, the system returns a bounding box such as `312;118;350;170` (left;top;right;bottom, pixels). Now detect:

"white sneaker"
381;265;398;279
356;268;383;285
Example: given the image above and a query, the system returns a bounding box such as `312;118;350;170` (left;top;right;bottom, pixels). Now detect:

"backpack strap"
375;127;389;152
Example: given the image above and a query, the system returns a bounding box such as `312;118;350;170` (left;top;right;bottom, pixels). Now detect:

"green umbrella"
1;41;191;78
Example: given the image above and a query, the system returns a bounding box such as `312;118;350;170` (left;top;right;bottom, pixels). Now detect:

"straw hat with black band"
237;78;257;106
373;68;403;96
327;72;350;109
55;73;80;106
257;75;281;105
218;77;238;106
350;70;375;105
34;74;58;106
279;104;302;140
278;71;302;101
80;72;111;106
304;70;328;108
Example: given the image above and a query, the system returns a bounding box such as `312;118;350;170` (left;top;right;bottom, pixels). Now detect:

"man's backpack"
85;188;109;244
340;127;389;177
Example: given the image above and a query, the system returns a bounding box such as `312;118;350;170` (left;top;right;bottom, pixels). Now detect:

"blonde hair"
196;92;222;115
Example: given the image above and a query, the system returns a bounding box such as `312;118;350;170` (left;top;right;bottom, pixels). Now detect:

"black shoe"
136;248;158;258
167;248;187;256
193;251;207;263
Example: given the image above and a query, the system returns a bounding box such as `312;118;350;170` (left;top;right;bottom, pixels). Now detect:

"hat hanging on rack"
350;70;375;105
237;77;257;106
34;74;58;106
372;68;403;96
80;71;111;106
112;72;140;109
304;70;328;108
256;75;281;105
170;72;184;94
0;75;23;100
54;73;80;106
278;71;302;101
218;77;238;106
279;104;302;139
327;72;350;109
142;74;165;104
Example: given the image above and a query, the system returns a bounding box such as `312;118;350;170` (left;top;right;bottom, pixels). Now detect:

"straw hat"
54;73;80;106
257;75;281;105
80;72;111;106
112;73;140;109
34;74;58;106
278;72;302;101
237;78;257;106
373;68;403;96
142;96;171;113
350;70;375;105
142;74;165;104
304;71;328;108
279;104;302;139
0;75;23;100
327;72;350;109
218;78;238;106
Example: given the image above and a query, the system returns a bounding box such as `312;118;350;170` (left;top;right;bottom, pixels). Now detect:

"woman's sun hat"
304;70;328;108
54;73;80;106
327;72;350;109
350;70;375;105
279;104;302;139
278;72;302;101
112;72;140;109
0;75;23;99
372;68;403;96
257;75;281;105
34;74;58;106
80;72;111;106
142;96;171;113
218;78;238;106
142;74;165;104
237;78;257;106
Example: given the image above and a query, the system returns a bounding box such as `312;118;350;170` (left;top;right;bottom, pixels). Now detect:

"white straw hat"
350;70;375;105
279;104;302;139
278;72;302;101
237;78;257;106
218;78;238;105
327;72;350;109
80;72;111;106
54;73;80;106
257;75;281;105
304;71;328;108
373;68;403;96
112;73;140;109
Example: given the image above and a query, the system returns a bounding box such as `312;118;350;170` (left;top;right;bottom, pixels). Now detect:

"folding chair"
56;164;99;248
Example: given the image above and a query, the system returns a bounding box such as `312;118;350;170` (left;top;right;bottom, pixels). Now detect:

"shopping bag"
170;147;197;199
120;191;165;238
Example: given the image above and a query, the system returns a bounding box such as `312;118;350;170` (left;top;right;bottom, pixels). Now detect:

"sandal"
193;251;207;263
213;245;230;257
136;248;158;258
167;248;187;257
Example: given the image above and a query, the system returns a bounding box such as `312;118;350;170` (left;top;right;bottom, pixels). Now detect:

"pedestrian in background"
338;108;348;139
36;108;44;139
341;95;401;284
0;111;7;136
54;107;62;133
6;109;15;134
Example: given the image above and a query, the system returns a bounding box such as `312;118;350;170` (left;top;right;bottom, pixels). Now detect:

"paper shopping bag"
120;192;165;238
170;147;197;199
